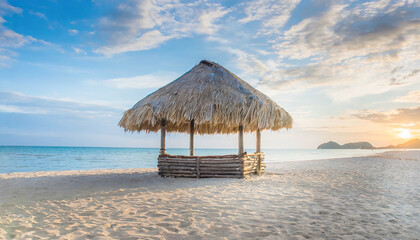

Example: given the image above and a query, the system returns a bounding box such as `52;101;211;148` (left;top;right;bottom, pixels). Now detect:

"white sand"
1;150;419;239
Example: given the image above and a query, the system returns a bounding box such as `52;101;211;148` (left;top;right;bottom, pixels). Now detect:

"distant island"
317;138;420;149
317;141;374;149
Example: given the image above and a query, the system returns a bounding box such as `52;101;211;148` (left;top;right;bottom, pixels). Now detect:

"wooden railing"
244;152;265;176
157;153;265;178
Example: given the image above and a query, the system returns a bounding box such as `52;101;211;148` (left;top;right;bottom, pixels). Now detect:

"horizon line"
0;145;321;150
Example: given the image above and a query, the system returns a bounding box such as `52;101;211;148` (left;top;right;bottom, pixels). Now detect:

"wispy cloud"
97;30;171;55
28;10;47;20
95;0;230;55
92;72;177;89
72;47;86;55
239;0;301;35
395;91;420;103
350;106;420;124
0;0;21;15
0;0;50;66
0;91;125;118
0;104;48;114
222;47;270;81
68;29;78;36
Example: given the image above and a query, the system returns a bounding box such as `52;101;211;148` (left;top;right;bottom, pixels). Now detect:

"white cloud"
0;104;48;114
239;0;301;34
96;30;171;56
395;91;420;103
0;0;22;15
29;11;47;20
95;0;230;55
0;91;125;118
206;36;229;44
220;47;273;85
349;106;420;125
68;29;78;35
0;0;48;66
102;72;177;89
72;47;86;55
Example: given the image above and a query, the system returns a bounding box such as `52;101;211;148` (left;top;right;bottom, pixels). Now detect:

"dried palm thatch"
119;60;292;134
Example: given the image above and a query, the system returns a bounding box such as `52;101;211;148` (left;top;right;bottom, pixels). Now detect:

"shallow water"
0;146;393;173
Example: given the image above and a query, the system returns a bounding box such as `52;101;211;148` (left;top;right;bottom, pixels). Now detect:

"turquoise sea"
0;146;391;173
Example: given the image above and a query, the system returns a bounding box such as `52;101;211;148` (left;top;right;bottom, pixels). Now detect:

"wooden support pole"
256;128;261;153
160;119;166;155
190;120;194;156
257;154;262;176
256;128;261;176
238;125;244;156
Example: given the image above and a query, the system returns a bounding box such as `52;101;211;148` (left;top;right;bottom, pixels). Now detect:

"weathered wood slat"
158;159;196;162
199;160;243;164
157;152;265;178
200;171;242;175
159;174;197;178
199;157;240;161
200;175;243;178
158;166;196;171
159;165;196;168
199;167;241;171
200;171;243;175
199;163;241;167
159;167;195;171
159;170;196;174
158;162;197;166
158;163;196;166
158;160;196;163
158;161;197;165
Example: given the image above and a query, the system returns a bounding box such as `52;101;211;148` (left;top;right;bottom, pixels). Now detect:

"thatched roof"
119;60;292;134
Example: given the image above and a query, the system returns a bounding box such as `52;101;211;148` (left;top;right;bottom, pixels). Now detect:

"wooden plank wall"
244;153;266;176
158;153;265;178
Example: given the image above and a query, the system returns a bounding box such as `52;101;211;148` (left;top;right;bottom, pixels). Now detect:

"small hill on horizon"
317;141;374;149
318;139;420;149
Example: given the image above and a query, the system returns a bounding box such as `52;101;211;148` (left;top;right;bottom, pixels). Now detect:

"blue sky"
0;0;419;149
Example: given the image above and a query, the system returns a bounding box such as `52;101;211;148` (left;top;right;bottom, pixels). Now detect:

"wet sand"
1;151;419;239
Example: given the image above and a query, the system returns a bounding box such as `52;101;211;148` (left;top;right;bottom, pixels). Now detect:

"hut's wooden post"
256;129;261;153
190;120;194;156
160;119;166;155
256;128;261;176
238;125;244;156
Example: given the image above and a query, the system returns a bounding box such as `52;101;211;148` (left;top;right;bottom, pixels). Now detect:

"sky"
0;0;419;149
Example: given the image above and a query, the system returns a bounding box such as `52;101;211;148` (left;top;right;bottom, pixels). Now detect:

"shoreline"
1;149;417;177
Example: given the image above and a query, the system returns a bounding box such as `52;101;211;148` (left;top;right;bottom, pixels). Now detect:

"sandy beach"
1;150;419;239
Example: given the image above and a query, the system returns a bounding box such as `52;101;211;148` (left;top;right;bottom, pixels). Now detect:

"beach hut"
119;60;292;178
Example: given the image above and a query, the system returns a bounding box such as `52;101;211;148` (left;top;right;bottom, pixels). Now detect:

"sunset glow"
397;129;412;139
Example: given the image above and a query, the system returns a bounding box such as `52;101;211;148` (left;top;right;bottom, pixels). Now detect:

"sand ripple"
1;151;419;239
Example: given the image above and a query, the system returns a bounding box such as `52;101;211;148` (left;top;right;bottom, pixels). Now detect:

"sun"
397;129;412;139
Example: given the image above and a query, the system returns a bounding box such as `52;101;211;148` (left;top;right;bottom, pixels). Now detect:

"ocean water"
0;146;392;173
